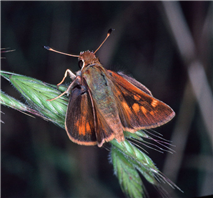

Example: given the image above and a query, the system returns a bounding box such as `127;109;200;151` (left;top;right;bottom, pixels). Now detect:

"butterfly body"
60;50;175;147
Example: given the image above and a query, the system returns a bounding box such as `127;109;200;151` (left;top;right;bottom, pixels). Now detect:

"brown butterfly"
45;29;175;147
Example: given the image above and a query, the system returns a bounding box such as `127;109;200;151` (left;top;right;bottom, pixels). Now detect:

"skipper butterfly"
45;29;175;147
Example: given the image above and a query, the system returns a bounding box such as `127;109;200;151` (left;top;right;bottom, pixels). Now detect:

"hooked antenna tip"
107;28;115;35
44;46;51;50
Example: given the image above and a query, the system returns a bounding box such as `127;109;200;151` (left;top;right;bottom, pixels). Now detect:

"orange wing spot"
122;101;130;110
151;99;158;108
141;106;147;115
79;124;86;136
86;122;91;133
132;103;140;113
150;111;155;116
122;101;132;119
133;95;139;101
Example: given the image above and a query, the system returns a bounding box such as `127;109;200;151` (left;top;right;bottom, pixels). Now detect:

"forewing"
94;108;116;147
65;86;97;145
117;71;152;96
107;70;175;131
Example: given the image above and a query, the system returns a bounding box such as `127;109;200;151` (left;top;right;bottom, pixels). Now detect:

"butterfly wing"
107;70;175;132
65;77;116;147
93;106;116;147
117;71;153;96
65;85;97;146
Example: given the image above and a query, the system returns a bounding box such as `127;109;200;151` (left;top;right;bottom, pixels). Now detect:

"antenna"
94;28;114;54
44;28;114;56
44;46;79;58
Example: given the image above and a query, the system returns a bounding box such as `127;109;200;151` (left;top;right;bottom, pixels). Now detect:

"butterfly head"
78;50;100;69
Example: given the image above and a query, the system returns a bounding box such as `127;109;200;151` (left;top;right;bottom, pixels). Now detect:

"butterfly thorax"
79;50;100;68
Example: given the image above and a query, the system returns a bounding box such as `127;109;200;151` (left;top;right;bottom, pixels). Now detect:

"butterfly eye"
78;60;83;68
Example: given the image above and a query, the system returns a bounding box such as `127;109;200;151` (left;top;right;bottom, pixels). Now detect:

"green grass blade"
1;70;68;128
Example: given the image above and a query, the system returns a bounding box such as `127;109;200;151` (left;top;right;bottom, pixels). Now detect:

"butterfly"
45;29;175;147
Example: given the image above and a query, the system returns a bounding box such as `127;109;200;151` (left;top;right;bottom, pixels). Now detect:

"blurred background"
1;1;212;198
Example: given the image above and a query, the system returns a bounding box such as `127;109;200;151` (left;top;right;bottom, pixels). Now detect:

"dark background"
1;1;212;198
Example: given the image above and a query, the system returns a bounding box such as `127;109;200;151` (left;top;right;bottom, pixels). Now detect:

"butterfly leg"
57;69;76;87
46;90;69;101
47;76;81;102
